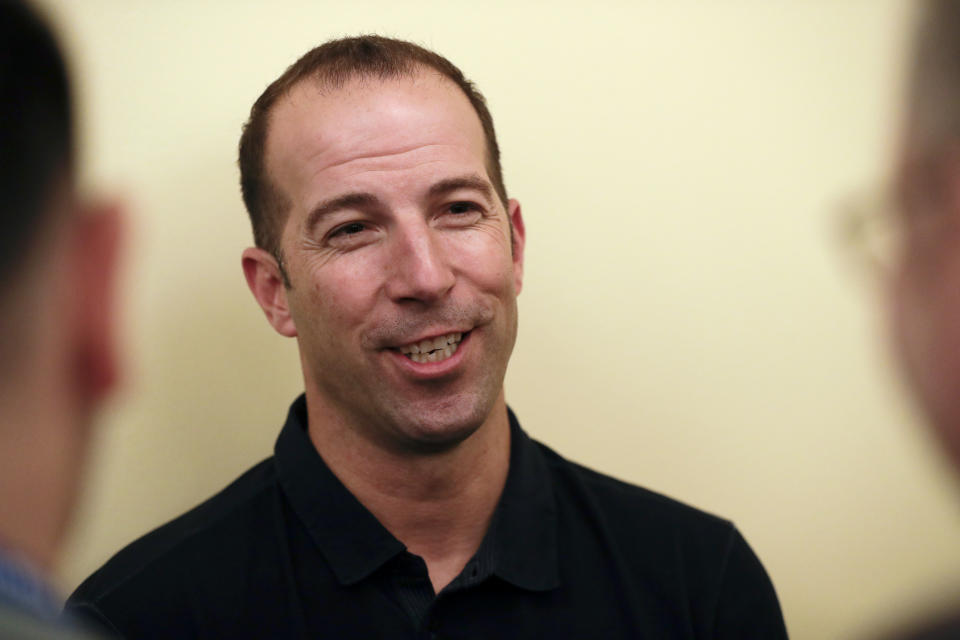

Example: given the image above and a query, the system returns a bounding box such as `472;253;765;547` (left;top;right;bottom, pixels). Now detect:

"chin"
389;392;495;454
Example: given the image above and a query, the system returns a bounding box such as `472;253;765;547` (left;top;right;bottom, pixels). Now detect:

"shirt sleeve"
711;526;789;639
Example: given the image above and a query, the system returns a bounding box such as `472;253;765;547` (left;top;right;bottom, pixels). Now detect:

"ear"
508;198;526;295
70;201;124;408
242;247;297;337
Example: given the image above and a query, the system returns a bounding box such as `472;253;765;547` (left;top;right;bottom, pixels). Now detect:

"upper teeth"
400;332;462;355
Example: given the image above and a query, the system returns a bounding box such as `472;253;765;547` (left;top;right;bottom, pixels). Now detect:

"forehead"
264;72;489;212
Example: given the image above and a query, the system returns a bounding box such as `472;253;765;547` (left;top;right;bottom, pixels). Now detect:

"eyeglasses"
837;185;902;277
838;173;960;282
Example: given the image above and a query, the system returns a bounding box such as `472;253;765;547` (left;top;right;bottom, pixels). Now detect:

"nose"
384;221;455;304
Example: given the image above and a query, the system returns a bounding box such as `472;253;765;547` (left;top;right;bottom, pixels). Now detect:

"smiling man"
66;36;787;638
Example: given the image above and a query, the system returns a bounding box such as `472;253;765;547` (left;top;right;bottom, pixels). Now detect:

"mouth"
395;332;465;364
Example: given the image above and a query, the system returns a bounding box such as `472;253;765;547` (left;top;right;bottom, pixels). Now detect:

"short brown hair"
0;0;73;292
238;35;508;256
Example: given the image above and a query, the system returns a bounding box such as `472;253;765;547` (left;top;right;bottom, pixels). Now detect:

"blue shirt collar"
0;545;60;621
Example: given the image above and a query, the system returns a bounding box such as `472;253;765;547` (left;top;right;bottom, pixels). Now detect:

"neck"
0;384;85;577
305;392;511;593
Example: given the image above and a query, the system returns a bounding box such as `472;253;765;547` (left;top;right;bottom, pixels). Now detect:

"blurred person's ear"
69;201;124;411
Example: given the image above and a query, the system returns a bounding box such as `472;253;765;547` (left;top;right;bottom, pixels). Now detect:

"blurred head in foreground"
890;0;960;475
0;0;122;575
882;4;960;637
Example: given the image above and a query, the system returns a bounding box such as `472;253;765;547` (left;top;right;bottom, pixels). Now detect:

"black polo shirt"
65;396;787;638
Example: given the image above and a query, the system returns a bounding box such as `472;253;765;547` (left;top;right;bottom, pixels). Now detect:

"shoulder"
532;439;769;591
66;457;279;610
0;603;100;640
881;610;960;640
533;439;787;637
534;438;733;540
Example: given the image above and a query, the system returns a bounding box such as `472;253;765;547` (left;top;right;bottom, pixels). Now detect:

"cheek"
443;229;516;292
890;252;960;424
889;269;925;385
291;262;383;333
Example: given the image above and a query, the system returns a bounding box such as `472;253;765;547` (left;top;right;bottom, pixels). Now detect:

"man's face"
260;72;524;453
889;133;960;468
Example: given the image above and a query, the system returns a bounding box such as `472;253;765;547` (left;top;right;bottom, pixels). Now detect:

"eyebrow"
427;174;495;202
303;174;496;235
304;192;381;236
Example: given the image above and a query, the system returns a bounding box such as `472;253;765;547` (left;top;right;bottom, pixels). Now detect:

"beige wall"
38;1;959;638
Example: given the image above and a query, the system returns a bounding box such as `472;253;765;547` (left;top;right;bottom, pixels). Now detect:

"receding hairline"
258;66;505;247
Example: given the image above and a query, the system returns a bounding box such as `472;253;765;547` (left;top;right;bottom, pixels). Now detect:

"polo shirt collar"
274;395;560;592
490;407;560;591
274;395;404;586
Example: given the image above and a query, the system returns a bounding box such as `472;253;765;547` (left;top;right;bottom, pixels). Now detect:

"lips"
397;332;463;364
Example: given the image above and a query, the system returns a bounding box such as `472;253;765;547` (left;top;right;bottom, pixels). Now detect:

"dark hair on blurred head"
0;0;73;291
238;35;507;257
907;0;960;152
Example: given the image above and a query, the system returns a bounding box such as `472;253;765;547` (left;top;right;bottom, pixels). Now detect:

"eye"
324;221;378;250
438;201;484;229
447;201;479;215
330;222;367;237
